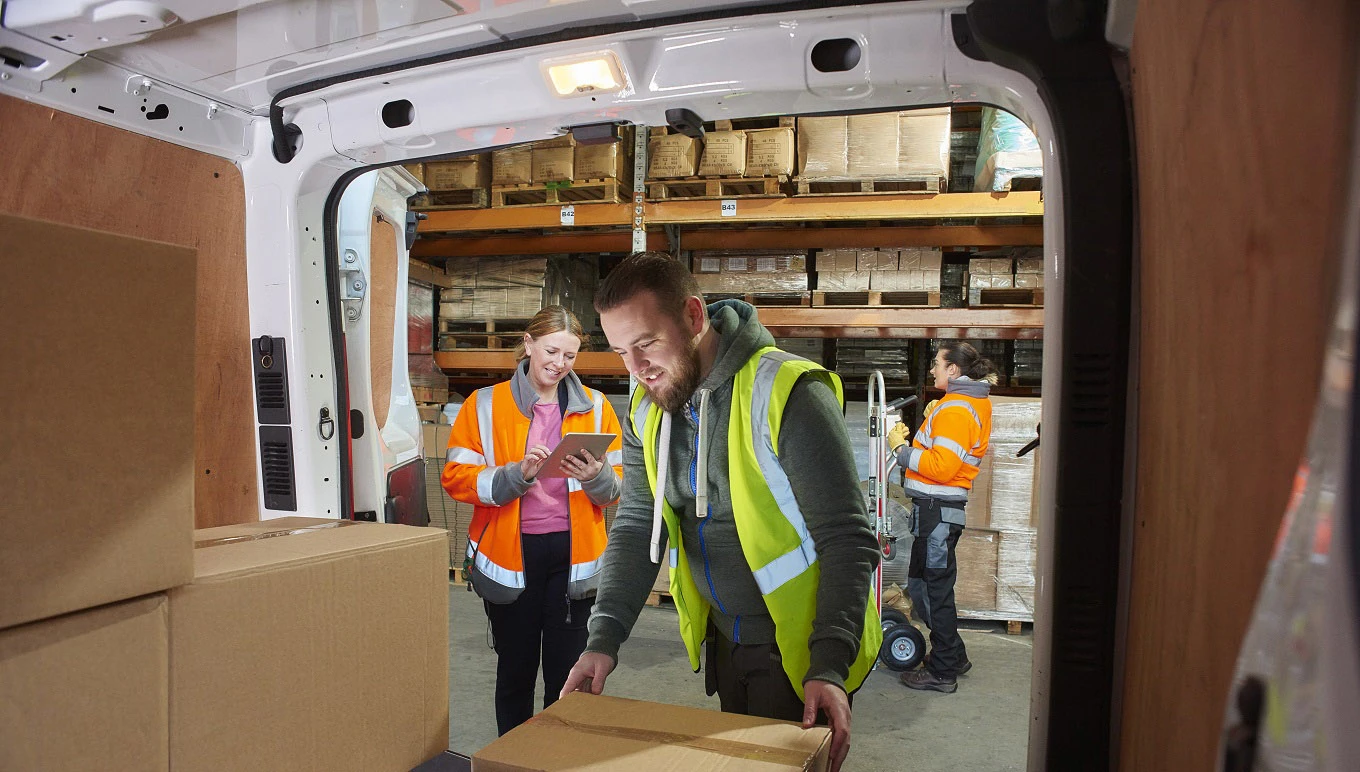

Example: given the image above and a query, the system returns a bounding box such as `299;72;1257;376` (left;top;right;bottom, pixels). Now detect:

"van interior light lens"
544;53;625;97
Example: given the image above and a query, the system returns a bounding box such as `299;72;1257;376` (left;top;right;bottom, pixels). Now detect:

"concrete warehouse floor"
446;584;1034;772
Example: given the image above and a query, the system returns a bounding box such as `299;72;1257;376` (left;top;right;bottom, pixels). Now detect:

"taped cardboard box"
171;518;449;772
532;141;576;183
847;113;901;178
697;130;747;177
746;127;795;177
0;595;169;771
492;146;534;186
647;133;701;179
473;692;831;772
796;116;848;178
1;214;194;631
574;130;633;182
425;155;490;191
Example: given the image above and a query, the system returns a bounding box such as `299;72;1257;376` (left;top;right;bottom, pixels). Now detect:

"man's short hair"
594;251;703;325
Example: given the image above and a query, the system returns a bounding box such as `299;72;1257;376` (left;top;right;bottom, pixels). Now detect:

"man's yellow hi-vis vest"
629;346;882;699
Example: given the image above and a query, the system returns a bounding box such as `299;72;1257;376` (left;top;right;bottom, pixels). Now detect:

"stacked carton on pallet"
438;255;598;332
816;247;942;294
690;250;808;295
797;108;951;193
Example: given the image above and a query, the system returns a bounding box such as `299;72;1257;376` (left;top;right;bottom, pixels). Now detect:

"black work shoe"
901;668;958;693
922;654;972;676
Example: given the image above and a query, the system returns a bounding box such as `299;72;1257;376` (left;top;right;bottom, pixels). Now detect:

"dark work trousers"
906;497;969;678
704;622;847;725
482;531;593;735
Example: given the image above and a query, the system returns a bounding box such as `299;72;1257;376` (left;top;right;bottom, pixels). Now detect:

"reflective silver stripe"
962;452;983;465
606;450;623;466
669;547;679;568
632;391;653;436
467;539;525;589
475;386;497;467
752;533;818;595
904;477;969;500
922;399;982;441
931;436;969;461
593;391;603;433
570;556;603;583
566;477;583;493
905;447;924;473
446;446;485;465
476;467;498;505
750;352;813;544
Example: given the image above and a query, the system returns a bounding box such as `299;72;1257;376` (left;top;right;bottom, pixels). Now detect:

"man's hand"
803;680;852;772
886;422;910;453
559;651;616;699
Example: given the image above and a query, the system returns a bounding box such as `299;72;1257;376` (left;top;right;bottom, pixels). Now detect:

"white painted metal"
1105;0;1138;52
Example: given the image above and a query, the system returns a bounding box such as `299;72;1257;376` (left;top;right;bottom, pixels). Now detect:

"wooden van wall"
0;95;257;529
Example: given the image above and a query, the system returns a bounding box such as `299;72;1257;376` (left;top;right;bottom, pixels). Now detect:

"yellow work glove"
887;422;910;452
923;399;940;417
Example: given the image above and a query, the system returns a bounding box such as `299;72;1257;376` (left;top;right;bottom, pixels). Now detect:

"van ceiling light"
543;52;626;98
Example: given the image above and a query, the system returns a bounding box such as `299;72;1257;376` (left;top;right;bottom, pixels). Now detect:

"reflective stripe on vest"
447;446;485;465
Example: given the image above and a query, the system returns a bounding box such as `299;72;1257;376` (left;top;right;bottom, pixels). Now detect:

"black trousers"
907;498;969;678
704;624;843;725
482;531;593;735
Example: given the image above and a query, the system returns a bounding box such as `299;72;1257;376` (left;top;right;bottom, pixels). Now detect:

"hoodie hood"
946;376;992;399
509;358;594;418
698;299;776;393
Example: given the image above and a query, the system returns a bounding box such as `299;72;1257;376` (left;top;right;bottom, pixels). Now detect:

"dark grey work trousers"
907;497;969;678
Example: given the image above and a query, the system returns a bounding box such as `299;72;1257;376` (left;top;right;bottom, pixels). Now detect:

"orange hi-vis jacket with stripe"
442;362;623;604
898;377;993;506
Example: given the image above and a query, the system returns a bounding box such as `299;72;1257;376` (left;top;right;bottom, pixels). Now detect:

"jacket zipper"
690;403;738;641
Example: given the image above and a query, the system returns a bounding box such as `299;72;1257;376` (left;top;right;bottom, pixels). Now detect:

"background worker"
559;253;881;772
888;342;997;694
442;305;624;735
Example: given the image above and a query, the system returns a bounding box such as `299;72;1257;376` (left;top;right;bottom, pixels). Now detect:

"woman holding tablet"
442;305;623;734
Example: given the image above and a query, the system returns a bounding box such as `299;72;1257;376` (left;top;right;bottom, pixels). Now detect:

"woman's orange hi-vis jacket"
899;377;993;504
442;362;623;604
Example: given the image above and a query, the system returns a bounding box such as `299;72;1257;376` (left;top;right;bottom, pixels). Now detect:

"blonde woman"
442;305;623;734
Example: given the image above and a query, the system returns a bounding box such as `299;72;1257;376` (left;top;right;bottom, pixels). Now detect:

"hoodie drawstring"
695;389;711;519
649;412;672;565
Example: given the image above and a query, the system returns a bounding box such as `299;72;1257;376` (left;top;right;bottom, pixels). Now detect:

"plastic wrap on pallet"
817;271;871;292
996;530;1037;614
697;130;747;177
955;528;1000;611
796;116;849;178
973;108;1043;192
408;281;435;355
695;272;809;294
855;249;898;271
443;257;479;287
476;257;550;290
816;248;860;272
871;270;939;291
847;113;900;178
690;250;807;273
988;440;1036;531
898;107;952;180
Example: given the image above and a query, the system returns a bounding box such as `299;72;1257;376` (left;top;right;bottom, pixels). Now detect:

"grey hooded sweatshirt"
585;300;879;689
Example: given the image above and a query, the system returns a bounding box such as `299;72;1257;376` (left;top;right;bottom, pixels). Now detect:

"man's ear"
683;296;707;336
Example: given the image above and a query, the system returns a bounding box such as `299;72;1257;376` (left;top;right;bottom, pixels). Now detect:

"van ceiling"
4;0;865;113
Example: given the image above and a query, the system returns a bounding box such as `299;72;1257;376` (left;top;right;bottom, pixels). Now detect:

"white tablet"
537;433;618;479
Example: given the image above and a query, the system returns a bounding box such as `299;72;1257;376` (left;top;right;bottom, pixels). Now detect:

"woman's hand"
887;422;910;452
520;444;552;480
561;449;605;481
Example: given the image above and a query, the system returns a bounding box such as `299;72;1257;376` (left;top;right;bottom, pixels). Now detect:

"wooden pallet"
704;291;811;307
491;178;625;207
437;332;523;351
793;175;947;196
439;318;532;334
646;175;787;201
410;188;490;210
813;290;941;308
971;288;1044;307
645;591;675;608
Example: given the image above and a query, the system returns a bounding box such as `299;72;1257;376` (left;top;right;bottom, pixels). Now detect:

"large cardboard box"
697;130;747;177
492;146;534;185
423;422;452;458
797;116;849;178
746;127;796;177
956;529;1000;612
533;141;576;183
0;214;194;630
473;692;831;771
170;518;449;772
847;113;901;177
425;155;490;191
647;133;701;179
0;594;169;771
574;133;632;182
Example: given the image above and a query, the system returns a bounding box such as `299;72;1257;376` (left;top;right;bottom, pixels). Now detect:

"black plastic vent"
259;425;297;511
253;336;291;425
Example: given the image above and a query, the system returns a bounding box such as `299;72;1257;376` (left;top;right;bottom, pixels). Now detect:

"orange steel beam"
436;350;629;376
413;231;666;258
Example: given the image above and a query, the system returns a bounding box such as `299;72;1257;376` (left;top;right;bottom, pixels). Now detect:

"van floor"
446;585;1033;771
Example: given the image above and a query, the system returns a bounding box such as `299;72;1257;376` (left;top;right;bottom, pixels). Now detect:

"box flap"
192;518;445;580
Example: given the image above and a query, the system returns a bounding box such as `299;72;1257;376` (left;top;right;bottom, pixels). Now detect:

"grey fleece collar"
696;299;776;395
946;376;991;399
509;358;594;418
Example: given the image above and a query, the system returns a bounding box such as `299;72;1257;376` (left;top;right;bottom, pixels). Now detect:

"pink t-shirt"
519;401;570;534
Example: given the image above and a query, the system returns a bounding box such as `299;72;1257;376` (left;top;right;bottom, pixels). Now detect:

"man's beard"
643;337;702;414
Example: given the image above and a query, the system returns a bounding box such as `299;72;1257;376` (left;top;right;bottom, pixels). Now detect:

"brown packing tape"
194;520;358;549
529;713;817;767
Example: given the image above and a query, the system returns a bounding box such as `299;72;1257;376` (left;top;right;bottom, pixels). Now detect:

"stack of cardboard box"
1;215;450;772
690;250;809;294
816;247;942;293
797;107;951;181
438;255;598;324
968;255;1016;305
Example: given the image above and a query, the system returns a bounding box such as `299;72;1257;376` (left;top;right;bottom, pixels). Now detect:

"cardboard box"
897;107;952;179
848;113;902;178
745;127;796;177
817;271;871;292
492;146;534;186
1;214;194;630
402;163;425;184
856;249;897;272
417;404;443;423
532;143;576;183
647;133;701;179
956;529;1000;611
698;130;748;177
473;692;830;772
797;116;849;178
425;155;490;191
871;270;920;291
0;595;169;771
723;255;751;273
170;518;449;772
574;141;625;181
693;255;723;274
423;423;452;459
